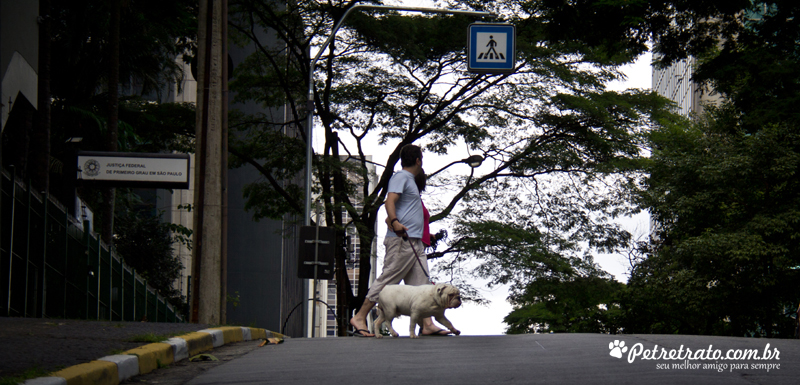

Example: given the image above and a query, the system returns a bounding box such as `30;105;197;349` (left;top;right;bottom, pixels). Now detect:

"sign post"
468;23;516;74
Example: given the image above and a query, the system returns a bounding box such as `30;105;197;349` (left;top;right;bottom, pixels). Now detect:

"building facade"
1;0;39;166
652;56;723;118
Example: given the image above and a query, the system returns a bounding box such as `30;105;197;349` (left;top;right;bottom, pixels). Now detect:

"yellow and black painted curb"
23;327;282;385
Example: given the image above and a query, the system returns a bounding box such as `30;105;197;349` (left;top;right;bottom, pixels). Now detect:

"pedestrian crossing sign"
468;23;516;74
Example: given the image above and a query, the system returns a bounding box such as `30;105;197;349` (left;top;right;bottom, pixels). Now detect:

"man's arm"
385;192;407;235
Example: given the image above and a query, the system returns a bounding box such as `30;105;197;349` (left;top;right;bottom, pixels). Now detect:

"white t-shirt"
385;170;423;239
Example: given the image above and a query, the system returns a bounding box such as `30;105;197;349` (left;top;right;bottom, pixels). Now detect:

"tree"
690;1;800;132
441;219;625;333
227;0;672;334
46;0;197;237
114;203;190;316
621;1;800;338
24;1;200;311
505;271;625;334
50;0;197;103
624;105;800;337
47;0;197;163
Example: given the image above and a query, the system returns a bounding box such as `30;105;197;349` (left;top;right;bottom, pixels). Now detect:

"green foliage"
226;0;673;325
505;272;625;334
691;2;800;132
439;177;634;332
50;0;197;102
347;13;477;64
51;96;196;159
626;106;800;337
48;0;198;184
523;0;651;63
114;206;187;315
620;0;800;338
227;291;242;310
0;366;52;385
120;100;197;154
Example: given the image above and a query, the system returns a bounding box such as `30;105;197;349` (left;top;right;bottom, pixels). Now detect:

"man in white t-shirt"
349;144;451;337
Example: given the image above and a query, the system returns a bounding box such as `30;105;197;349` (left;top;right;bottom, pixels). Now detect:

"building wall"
154;11;305;335
223;25;305;336
0;0;38;84
1;0;39;131
652;58;695;117
652;56;723;118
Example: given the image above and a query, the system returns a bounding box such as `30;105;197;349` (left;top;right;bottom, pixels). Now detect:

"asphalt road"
177;333;798;385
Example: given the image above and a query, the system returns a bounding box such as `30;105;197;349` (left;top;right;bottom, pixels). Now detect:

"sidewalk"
0;317;276;384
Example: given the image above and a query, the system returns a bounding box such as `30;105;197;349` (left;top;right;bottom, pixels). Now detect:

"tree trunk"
333;228;351;336
356;223;375;307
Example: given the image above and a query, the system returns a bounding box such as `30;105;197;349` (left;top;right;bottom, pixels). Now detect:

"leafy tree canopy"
622;0;800;338
48;0;198;161
31;0;199;304
626;104;800;337
114;201;190;316
51;0;197;102
225;0;687;333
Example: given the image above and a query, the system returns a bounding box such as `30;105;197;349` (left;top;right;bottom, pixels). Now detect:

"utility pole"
191;0;228;325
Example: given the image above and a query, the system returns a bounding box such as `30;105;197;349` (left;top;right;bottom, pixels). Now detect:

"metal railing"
1;168;183;322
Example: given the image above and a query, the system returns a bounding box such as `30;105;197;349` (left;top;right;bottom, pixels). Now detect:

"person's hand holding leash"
387;217;409;239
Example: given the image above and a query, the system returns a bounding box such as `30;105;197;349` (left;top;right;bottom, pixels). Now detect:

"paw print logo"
609;340;628;359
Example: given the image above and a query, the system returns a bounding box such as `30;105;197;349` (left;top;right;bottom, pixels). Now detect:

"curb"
23;327;283;385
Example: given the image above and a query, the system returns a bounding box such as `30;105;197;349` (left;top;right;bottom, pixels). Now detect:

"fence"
0;169;183;322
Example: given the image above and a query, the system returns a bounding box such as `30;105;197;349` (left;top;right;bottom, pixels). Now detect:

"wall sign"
77;151;191;189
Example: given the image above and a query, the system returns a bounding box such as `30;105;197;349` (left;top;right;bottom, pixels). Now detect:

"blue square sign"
468;23;516;74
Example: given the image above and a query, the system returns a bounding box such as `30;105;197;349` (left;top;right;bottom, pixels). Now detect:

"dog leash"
401;233;432;284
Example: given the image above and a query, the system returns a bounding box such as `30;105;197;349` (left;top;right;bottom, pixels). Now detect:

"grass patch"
156;358;169;369
0;366;52;385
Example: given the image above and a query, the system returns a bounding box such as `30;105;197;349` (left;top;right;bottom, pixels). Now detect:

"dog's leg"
434;314;461;336
386;317;400;338
384;307;400;338
409;311;421;339
374;306;386;339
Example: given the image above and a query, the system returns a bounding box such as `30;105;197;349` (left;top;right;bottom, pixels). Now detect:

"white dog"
374;283;462;339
